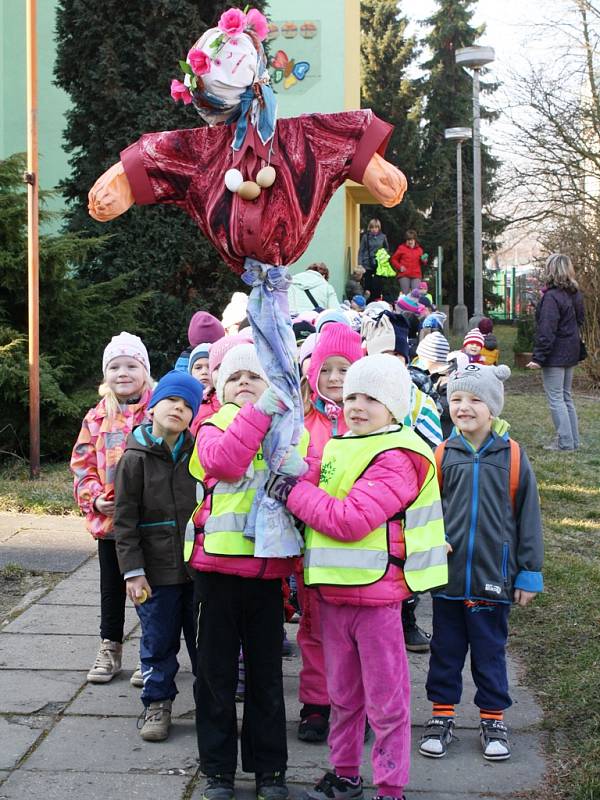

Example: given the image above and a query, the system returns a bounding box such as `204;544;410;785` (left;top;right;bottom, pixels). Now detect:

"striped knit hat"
416;332;450;364
463;328;485;348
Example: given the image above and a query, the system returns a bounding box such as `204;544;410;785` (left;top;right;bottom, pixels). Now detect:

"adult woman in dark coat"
527;254;585;450
358;218;390;299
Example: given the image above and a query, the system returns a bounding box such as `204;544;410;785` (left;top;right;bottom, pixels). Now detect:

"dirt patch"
0;566;63;624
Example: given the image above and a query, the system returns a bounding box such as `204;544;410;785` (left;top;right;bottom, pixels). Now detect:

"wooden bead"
256;165;276;188
224;168;244;192
237;181;261;200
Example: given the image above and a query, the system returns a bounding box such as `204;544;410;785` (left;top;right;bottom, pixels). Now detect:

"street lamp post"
444;127;472;337
455;45;495;325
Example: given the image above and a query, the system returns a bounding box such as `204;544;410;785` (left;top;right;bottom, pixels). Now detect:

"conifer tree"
417;0;503;309
54;2;266;371
360;0;422;253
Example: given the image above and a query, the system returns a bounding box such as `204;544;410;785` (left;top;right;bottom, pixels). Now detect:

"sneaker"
130;662;144;688
202;774;235;800
479;718;511;761
298;712;329;743
138;699;172;742
305;772;364;800
87;639;122;683
256;771;289;800
419;716;456;758
403;624;431;653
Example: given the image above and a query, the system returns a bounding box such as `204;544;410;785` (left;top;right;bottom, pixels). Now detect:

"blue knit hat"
149;370;203;418
188;342;211;373
315;308;352;333
351;295;366;310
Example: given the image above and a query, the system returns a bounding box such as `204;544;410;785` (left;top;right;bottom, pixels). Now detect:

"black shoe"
202;774;235;800
419;716;456;758
403;623;431;652
306;772;364;800
479;718;511;760
256;771;289;800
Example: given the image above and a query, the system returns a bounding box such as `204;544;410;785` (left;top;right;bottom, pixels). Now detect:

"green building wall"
1;0;359;294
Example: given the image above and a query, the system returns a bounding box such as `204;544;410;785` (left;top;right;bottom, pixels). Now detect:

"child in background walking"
113;370;203;741
187;344;305;800
420;363;543;762
266;354;447;800
71;332;153;685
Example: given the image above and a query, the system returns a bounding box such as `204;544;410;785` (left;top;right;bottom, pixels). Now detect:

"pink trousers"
320;601;411;795
296;572;329;706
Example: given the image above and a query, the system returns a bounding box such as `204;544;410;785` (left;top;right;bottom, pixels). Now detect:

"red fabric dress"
120;110;392;272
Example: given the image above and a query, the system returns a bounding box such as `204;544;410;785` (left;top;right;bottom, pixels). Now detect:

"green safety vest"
304;427;448;592
185;403;308;560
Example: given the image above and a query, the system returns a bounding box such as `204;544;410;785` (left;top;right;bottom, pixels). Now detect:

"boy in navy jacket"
419;364;543;762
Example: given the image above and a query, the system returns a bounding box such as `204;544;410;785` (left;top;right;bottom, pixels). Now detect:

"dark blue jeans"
136;582;196;707
426;597;512;711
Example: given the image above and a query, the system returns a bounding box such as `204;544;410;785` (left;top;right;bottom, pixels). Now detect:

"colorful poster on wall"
267;20;321;95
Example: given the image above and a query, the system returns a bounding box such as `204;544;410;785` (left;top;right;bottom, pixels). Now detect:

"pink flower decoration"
170;79;192;105
218;8;247;37
246;8;269;40
188;48;211;76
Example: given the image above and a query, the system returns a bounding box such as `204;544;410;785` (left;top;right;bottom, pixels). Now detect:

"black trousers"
97;538;126;643
194;571;287;776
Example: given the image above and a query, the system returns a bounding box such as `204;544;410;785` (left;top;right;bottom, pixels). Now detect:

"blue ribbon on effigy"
241;258;304;557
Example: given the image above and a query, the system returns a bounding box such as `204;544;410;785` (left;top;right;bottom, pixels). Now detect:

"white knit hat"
343;354;412;423
216;343;268;404
102;332;150;375
416;332;450;363
221;292;249;331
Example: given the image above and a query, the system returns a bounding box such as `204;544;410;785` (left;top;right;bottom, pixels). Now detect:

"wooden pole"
26;0;40;478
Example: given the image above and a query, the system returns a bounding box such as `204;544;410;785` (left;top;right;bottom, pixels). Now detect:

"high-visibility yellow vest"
185;403;308;560
304;427;447;592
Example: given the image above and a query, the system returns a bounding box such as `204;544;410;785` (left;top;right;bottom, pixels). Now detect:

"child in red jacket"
266;355;447;800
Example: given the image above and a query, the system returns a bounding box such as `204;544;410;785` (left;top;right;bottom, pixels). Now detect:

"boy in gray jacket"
419;364;543;762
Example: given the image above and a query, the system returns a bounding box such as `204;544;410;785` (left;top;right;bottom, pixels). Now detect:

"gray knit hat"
447;363;511;418
416;331;450;363
216;344;268;404
343;354;412;423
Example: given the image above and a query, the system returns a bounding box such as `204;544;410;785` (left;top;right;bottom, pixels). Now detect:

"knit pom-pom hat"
447;363;511;418
216;343;268;405
343;354;412;423
477;317;494;336
307;324;363;393
396;295;426;315
463;328;485;348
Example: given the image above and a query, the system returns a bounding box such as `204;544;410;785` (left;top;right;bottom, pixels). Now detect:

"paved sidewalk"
0;515;547;799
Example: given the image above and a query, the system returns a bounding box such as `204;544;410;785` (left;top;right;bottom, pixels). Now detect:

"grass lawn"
0;461;75;515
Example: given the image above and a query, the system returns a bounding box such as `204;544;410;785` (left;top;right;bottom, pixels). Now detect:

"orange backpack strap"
508;439;521;512
434;442;446;491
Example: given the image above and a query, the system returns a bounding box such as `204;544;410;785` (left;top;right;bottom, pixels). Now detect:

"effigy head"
170;7;276;149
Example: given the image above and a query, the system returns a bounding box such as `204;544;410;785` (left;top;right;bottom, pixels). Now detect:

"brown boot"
87;639;122;683
139;700;172;742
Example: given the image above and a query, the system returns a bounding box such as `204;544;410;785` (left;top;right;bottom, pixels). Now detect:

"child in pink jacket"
297;323;363;742
70;332;153;685
266;354;445;800
187;343;304;800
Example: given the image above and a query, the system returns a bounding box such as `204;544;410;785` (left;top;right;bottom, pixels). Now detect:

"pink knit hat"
307;324;363;392
463;328;485;348
298;332;317;367
208;329;254;374
188;311;225;347
396;295;426;315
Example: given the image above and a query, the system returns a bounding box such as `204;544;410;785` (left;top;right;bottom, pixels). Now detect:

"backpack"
434;439;521;512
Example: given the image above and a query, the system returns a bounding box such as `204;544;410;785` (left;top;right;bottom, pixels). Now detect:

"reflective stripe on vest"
304;427;448;592
185;403;309;561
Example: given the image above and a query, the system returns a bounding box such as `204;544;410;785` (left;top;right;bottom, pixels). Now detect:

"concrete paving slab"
67;671;195;718
0;770;190;799
0;716;49;770
3;603;139;637
0;670;85;714
0;633;101;670
37;581;102;606
0;513;84;535
0;525;95;572
22;716;199;774
68;557;101;581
